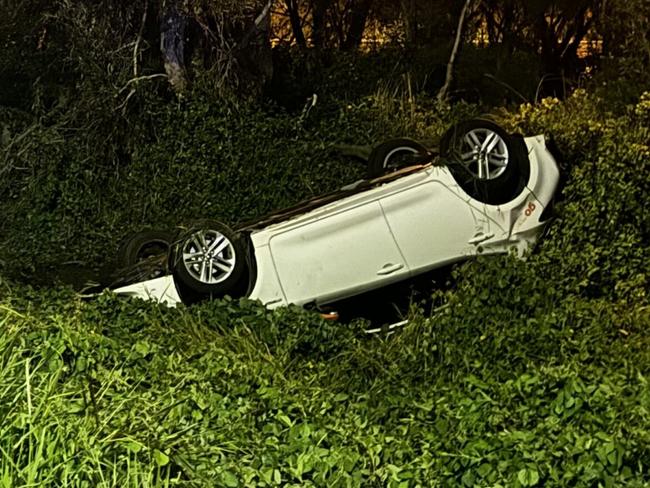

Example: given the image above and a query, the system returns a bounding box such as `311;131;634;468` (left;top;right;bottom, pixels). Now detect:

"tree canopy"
2;0;648;102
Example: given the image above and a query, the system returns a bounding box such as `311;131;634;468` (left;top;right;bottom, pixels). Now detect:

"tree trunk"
496;1;516;75
285;0;307;48
234;0;275;94
311;0;328;49
534;9;557;73
160;2;188;94
400;0;417;47
342;0;372;50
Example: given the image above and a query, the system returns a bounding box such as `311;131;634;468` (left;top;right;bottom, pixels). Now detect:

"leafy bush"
502;90;649;302
0;87;478;280
0;96;362;279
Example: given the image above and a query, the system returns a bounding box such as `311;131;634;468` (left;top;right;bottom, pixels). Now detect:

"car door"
379;177;486;274
267;200;408;305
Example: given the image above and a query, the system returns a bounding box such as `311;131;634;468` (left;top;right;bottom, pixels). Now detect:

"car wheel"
170;220;247;303
440;119;529;204
117;229;174;268
367;138;429;178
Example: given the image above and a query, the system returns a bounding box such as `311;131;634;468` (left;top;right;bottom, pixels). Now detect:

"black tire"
367;138;429;178
440;119;529;205
117;229;174;268
170;220;247;304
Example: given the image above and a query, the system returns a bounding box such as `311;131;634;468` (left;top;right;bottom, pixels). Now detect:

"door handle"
377;263;404;275
468;232;494;245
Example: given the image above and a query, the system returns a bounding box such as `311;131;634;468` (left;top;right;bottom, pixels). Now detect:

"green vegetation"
1;271;648;487
0;87;477;281
2;0;650;484
1;89;649;486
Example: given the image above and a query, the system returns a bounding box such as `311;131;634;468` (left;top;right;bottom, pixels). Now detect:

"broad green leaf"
222;471;239;487
153;449;169;467
277;414;293;427
517;467;539;486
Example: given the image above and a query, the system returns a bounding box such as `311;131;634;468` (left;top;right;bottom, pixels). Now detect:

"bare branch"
438;0;472;103
133;0;148;77
237;0;274;50
116;73;168;97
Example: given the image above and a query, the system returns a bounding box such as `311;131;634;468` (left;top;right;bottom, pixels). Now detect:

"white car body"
114;135;559;309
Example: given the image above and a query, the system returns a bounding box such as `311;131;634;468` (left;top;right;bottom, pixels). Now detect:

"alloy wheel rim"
181;230;236;284
457;128;509;180
384;146;420;170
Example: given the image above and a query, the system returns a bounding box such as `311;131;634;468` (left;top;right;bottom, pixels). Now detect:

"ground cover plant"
1;88;649;486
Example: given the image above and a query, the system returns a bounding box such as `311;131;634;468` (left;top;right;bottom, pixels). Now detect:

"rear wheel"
117;229;173;268
440;119;529;204
170;220;247;304
367;138;429;178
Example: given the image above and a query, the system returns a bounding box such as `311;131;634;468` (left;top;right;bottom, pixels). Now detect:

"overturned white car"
112;120;560;310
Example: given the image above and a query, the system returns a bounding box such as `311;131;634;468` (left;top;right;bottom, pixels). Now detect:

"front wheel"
170;220;247;304
440;119;529;205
